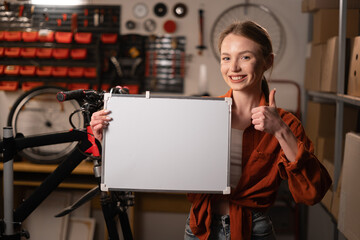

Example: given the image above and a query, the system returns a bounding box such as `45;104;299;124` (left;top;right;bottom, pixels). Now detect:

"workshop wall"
110;0;309;112
0;0;309;134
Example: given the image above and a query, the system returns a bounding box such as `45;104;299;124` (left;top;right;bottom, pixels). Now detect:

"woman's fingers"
90;109;112;141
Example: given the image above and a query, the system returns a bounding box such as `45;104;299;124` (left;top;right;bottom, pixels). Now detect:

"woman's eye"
241;55;250;60
221;57;230;61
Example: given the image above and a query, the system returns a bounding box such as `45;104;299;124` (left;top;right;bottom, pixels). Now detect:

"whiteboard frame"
100;92;232;194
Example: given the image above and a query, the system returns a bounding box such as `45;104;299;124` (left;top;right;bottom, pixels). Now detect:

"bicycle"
0;86;134;240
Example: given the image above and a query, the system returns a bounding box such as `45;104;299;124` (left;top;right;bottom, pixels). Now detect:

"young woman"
184;21;332;240
90;20;332;240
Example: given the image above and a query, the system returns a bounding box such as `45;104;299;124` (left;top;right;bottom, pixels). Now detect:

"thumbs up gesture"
251;89;284;135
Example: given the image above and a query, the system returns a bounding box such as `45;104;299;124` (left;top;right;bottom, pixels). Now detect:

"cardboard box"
304;43;325;91
316;137;335;163
348;36;360;97
338;132;360;239
312;9;359;45
320;158;334;212
321;37;351;93
302;0;360;12
305;101;336;143
305;101;359;145
321;37;338;93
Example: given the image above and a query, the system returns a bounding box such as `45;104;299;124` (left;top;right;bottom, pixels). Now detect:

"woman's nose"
230;60;241;72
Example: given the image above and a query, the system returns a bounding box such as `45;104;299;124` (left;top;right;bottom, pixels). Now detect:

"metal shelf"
307;91;360;107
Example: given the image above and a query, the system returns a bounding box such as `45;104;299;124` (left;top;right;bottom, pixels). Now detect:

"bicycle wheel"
7;86;84;164
210;3;286;64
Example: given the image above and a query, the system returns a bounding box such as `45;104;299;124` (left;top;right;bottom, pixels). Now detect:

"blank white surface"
101;94;231;193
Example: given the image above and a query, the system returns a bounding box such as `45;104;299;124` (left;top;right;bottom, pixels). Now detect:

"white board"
101;93;232;194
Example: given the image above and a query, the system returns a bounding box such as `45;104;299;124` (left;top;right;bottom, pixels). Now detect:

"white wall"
0;0;309;133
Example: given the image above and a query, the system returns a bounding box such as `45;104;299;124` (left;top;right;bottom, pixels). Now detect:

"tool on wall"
125;20;136;30
163;20;176;34
18;4;24;17
145;36;186;93
144;19;156;32
154;2;167;17
196;9;206;55
94;9;99;27
71;13;78;33
173;3;187;18
133;2;148;19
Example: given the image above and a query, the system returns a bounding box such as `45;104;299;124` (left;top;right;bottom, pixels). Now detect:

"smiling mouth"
230;75;247;83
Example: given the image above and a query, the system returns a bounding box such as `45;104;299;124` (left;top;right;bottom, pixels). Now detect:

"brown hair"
218;21;273;100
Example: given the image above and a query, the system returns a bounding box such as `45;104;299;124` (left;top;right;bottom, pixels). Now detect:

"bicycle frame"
1;98;133;240
0;127;92;239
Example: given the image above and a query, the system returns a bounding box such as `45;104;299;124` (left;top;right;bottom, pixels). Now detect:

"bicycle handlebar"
56;87;129;103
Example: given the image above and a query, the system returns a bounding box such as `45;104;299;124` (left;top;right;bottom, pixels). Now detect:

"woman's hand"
251;89;284;135
90;109;112;142
251;89;298;162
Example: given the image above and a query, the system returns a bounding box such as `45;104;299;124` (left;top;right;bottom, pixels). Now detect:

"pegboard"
0;3;120;33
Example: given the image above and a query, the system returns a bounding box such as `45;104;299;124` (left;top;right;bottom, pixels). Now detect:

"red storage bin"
68;67;84;78
70;49;87;60
53;48;69;59
4;65;20;75
22;31;39;42
22;82;44;91
5;48;21;57
20;48;37;58
0;81;19;91
92;83;111;91
36;66;52;77
67;83;90;90
0;47;4;57
38;30;54;42
125;85;140;94
55;32;73;43
20;66;36;76
0;31;4;41
4;31;21;41
84;67;96;78
52;82;68;88
52;67;68;77
0;65;4;74
36;48;53;58
74;32;92;44
101;33;118;44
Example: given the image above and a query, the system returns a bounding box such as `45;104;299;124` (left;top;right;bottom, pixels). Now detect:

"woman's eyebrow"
221;50;256;56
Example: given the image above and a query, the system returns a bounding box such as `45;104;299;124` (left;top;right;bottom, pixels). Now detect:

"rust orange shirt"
187;89;332;240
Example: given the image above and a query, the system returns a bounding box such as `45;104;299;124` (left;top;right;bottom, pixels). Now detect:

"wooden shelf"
0;160;94;175
0;160;96;189
13;180;96;189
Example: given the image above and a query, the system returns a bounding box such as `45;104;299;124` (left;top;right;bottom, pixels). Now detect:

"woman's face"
220;33;269;93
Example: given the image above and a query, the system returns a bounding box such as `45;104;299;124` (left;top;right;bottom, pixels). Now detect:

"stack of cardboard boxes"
302;0;360;222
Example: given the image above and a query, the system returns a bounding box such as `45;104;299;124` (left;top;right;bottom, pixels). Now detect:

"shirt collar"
221;89;268;107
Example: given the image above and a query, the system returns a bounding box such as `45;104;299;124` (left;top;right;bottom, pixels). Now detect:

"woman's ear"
265;54;274;70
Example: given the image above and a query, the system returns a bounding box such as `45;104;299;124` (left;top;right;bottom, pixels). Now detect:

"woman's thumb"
269;88;277;107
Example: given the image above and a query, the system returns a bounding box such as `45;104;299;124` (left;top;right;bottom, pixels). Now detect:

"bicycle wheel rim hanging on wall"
7;86;84;164
210;3;286;64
